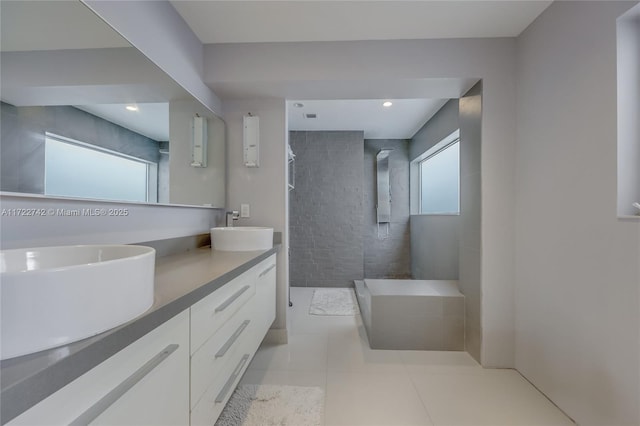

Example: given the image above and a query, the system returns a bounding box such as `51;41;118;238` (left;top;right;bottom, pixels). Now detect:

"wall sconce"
191;115;207;168
243;114;259;167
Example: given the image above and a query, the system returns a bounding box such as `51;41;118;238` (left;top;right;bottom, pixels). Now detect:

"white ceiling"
171;1;552;44
0;1;130;52
287;98;448;139
177;1;550;137
74;104;170;142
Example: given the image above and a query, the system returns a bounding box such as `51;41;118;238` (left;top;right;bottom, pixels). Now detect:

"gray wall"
289;131;364;287
458;82;483;363
410;215;459;279
363;139;411;279
409;99;461;281
409;93;482;362
0;102;162;195
515;2;639;425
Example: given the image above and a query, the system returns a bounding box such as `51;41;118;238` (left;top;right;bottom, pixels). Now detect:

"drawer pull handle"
69;344;179;426
215;285;250;313
215;320;251;358
215;354;250;403
259;264;276;278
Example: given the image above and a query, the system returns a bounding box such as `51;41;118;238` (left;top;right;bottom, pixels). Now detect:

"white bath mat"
309;288;359;316
215;384;323;426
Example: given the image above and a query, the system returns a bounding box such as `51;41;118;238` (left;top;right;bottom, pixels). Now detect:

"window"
417;130;460;215
44;133;157;203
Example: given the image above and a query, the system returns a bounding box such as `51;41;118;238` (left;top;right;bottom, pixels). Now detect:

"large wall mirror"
0;1;225;208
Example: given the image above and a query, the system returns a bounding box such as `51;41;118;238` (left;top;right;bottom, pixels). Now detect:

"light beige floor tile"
400;350;483;374
289;312;361;336
240;368;327;389
325;371;433;426
247;333;328;372
411;369;574;426
327;324;406;372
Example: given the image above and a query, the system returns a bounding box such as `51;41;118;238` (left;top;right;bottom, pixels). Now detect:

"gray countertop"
0;245;280;424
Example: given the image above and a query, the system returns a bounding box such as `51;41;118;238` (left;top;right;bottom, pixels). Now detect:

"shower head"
376;149;393;160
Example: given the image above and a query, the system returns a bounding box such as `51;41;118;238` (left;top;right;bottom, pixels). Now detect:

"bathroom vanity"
1;247;278;425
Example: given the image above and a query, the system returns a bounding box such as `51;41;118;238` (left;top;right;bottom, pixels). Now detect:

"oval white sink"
0;245;155;360
211;227;273;251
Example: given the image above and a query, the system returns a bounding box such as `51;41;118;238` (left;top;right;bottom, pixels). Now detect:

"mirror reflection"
0;0;225;207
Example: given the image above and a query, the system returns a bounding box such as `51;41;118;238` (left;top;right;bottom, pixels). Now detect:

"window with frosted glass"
420;140;460;214
45;135;150;202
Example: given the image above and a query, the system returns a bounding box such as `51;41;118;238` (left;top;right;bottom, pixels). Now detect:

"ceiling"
288;99;448;139
75;103;170;142
2;1;553;140
171;1;552;44
0;1;129;52
174;1;550;138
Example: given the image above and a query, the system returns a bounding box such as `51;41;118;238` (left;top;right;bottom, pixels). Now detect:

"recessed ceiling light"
126;105;139;111
293;102;304;108
383;101;393;108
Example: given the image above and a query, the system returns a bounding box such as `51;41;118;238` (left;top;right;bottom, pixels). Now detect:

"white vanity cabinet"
8;310;190;426
190;254;277;426
6;253;277;426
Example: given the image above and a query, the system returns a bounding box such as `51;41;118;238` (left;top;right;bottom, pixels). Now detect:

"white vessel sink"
0;245;155;360
210;227;274;251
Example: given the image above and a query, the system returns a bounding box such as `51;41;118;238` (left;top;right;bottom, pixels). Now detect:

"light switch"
240;204;250;218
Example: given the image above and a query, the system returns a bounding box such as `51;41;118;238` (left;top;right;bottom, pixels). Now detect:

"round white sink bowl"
0;245;155;360
210;227;273;251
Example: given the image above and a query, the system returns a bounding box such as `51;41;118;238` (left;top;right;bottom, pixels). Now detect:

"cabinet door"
254;254;277;340
8;310;190;426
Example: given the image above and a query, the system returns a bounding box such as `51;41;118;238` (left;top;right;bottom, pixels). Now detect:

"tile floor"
241;287;575;426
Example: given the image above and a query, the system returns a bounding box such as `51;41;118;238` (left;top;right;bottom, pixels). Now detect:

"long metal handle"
258;264;276;278
69;344;179;426
215;320;250;358
215;354;250;403
215;285;250;313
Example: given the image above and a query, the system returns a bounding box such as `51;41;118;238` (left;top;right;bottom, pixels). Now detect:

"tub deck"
354;279;464;351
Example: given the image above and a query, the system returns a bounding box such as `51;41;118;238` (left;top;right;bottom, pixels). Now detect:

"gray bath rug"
309;288;359;316
215;384;323;426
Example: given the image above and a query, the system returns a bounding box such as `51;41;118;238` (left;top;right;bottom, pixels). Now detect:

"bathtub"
354;279;464;351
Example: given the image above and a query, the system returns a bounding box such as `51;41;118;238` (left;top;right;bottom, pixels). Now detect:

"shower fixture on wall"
376;149;393;240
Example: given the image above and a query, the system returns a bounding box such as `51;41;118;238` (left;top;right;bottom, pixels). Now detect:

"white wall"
0;194;220;250
223;99;289;337
206;38;517;366
515;2;640;425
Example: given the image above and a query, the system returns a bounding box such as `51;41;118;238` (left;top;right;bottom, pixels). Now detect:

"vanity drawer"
190;271;255;353
190;296;255;408
190;335;256;426
8;310;190;426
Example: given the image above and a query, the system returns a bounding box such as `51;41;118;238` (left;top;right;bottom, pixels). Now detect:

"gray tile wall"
363;139;411;278
1;102;162;195
289;131;364;287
